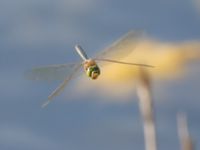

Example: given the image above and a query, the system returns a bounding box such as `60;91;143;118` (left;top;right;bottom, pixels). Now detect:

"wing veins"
42;64;82;108
95;58;154;68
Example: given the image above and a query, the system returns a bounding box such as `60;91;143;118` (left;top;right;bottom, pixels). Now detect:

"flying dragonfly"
27;31;153;107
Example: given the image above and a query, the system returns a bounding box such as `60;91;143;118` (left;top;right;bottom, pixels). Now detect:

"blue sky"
0;0;200;150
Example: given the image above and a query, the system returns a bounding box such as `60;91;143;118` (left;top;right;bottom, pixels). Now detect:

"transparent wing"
41;64;82;108
95;30;144;60
25;63;82;81
95;58;154;68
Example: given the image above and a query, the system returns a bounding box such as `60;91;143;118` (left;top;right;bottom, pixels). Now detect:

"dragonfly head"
84;60;101;80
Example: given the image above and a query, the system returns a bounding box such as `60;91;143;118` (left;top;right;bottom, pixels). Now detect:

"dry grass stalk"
136;68;157;150
177;113;194;150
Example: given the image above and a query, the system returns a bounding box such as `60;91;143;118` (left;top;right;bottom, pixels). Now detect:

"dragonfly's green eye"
86;65;100;79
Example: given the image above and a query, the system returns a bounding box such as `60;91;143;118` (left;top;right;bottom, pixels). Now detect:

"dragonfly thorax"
84;59;100;80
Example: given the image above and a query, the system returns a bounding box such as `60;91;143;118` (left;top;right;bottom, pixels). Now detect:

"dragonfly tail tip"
41;100;50;108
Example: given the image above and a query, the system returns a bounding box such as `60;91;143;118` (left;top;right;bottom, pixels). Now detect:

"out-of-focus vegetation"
78;37;200;99
77;35;199;150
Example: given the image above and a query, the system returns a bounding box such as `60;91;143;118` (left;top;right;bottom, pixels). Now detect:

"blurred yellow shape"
77;38;200;99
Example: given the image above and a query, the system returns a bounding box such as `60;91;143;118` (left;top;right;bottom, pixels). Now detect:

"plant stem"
136;69;157;150
177;113;194;150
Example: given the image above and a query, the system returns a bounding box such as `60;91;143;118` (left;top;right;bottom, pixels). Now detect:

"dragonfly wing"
26;63;82;81
95;58;154;68
95;30;144;60
42;64;82;108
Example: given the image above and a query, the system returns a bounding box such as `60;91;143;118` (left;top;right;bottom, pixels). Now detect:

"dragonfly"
26;31;153;107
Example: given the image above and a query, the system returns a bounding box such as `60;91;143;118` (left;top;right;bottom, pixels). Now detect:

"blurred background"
0;0;200;150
